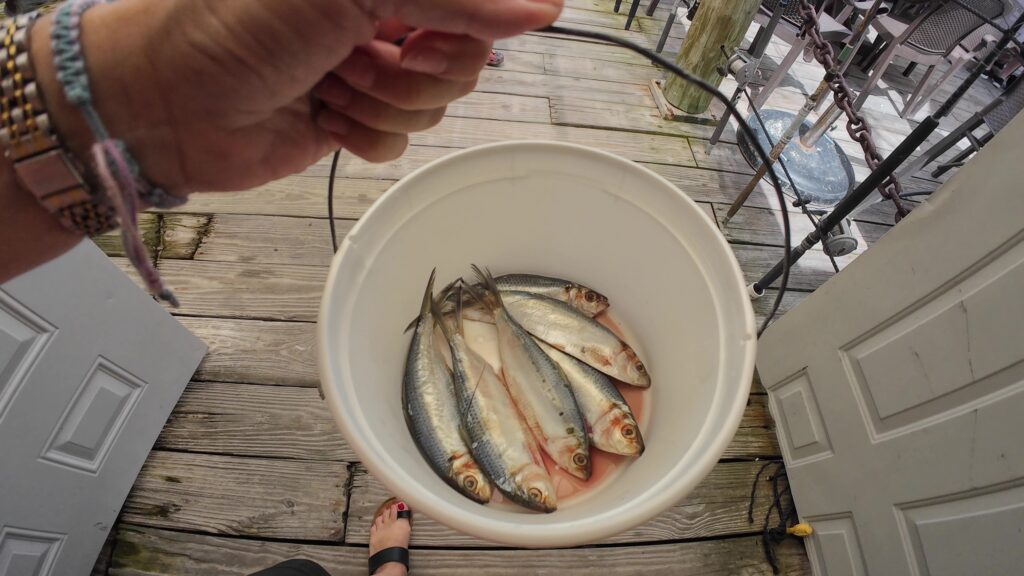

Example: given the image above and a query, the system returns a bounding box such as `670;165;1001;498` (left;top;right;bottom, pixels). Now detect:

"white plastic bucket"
319;141;756;547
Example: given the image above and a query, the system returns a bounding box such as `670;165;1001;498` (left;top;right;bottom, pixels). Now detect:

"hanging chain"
796;0;910;221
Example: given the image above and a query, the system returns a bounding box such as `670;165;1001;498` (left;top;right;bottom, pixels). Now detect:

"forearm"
0;157;82;283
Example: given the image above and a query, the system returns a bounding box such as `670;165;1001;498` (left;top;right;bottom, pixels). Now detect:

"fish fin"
470;264;503;310
431;289;453;341
421;268;437;316
455;284;464;336
405;268;437;333
402;316;419;334
462;280;494;312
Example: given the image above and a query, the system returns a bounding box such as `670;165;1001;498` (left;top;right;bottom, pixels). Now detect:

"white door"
0;241;205;575
757;111;1024;576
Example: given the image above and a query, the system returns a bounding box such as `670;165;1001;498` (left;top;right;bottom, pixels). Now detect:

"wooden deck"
92;2;1003;574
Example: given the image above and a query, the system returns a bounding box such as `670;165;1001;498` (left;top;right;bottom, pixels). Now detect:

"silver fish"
535;339;644;456
403;270;492;504
493;274;609;316
494;291;651;388
438;287;557;513
435;274;608;324
471;266;591;480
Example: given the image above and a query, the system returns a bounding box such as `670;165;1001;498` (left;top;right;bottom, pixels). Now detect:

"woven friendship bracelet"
51;0;183;209
52;0;179;306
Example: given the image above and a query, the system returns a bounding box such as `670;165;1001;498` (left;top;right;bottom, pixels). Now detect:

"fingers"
315;75;446;134
382;0;563;40
335;40;479;110
317;108;409;163
399;30;492;79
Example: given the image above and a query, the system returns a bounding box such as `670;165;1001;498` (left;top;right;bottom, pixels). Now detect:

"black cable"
327;26;795;335
538;25;792;335
328;148;341;253
741;86;841;273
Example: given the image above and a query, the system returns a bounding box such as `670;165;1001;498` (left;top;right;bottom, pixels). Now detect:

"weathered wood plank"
535;21;654;49
194;214;346;267
156;381;356;461
853;220;891;246
730;394;781;458
640;162;789;211
411;116;697;167
328;145;451;180
477;69;657;107
494;33;650;66
347;459;787;546
164;176;391;219
92;214;160;257
556;5;634;30
152;380;773;465
97;214;211;260
122;452;347;541
446;91;550;124
175;317;318;387
732;244;842;292
156;260;325;322
111;525;811;575
689;140;757;175
478;50;545;74
753;288;807;327
544;53;658;84
160;214;211;259
711;203;870;257
550;96;725;140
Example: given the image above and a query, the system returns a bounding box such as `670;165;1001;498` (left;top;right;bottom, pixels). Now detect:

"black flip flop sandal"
368;497;413;575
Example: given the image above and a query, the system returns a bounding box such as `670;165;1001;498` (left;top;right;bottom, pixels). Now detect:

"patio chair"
750;0;852;109
851;0;1005;116
895;75;1023;186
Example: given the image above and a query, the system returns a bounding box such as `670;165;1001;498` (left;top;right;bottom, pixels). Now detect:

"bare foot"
369;500;411;576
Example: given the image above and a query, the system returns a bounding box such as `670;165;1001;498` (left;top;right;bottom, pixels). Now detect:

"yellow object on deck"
787;523;813;537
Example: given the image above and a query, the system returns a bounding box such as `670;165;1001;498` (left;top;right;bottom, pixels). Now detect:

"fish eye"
464;476;478;490
572;452;589;467
528;487;544;501
622;425;636;439
585;291;598;303
635;362;646;373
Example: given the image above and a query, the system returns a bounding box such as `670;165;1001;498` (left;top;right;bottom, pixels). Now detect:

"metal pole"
722;73;835;225
723;0;887;224
751;11;1024;295
709;1;789;145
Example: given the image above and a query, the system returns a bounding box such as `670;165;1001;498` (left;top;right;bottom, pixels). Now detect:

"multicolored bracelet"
0;11;117;235
51;0;180;306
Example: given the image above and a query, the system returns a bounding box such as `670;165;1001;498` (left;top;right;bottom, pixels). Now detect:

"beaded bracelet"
51;0;180;306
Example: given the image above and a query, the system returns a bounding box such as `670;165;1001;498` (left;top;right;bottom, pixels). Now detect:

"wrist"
30;1;180;192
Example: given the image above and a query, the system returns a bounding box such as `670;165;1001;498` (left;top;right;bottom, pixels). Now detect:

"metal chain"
797;0;910;221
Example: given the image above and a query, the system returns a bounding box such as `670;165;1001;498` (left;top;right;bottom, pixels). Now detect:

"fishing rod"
750;10;1024;296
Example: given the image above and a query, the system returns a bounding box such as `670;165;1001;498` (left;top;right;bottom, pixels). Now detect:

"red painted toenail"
397;502;406;511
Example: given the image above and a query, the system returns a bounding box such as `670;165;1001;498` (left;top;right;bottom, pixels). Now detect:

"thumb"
375;0;563;40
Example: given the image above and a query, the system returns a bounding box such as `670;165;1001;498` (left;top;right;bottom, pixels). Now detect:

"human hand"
31;0;563;195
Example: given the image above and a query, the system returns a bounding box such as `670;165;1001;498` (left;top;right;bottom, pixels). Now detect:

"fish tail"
421;268;437;316
431;292;453;341
470;264;503;310
405;268;438;334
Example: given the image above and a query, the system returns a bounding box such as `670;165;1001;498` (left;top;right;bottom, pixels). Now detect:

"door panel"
758;112;1024;575
0;241;205;575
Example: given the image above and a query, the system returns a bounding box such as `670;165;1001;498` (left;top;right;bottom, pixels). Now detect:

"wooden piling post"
663;0;760;114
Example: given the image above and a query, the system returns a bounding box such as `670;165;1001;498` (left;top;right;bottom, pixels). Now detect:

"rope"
52;0;183;306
